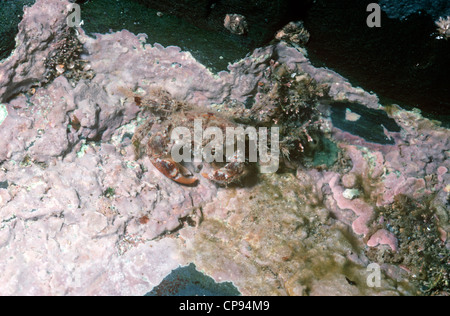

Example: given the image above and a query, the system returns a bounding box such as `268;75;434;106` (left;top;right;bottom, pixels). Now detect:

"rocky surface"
0;0;70;102
179;173;414;296
0;0;448;295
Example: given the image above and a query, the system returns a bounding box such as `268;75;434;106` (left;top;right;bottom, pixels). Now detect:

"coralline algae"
0;0;448;296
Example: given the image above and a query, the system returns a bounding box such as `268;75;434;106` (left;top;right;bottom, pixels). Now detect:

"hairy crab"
126;61;329;186
130;88;248;186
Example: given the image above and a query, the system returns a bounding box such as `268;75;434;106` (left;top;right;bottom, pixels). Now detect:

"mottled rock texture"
180;174;414;296
0;0;447;296
0;0;70;101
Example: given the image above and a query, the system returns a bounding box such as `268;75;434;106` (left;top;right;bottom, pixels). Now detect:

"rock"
133;0;310;46
275;21;310;46
179;174;414;296
342;173;357;188
0;0;71;102
343;188;360;200
224;14;248;35
0;0;446;296
367;230;399;252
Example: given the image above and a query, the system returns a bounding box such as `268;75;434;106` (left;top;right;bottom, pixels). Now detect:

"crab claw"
202;162;245;186
152;158;198;185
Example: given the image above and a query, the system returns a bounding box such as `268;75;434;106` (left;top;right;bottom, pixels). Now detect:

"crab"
130;88;248;186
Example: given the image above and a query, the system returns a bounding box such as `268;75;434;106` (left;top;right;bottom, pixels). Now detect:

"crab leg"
132;117;156;159
151;158;198;185
202;161;245;186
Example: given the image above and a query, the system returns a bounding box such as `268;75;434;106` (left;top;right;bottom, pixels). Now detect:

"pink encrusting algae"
0;0;448;296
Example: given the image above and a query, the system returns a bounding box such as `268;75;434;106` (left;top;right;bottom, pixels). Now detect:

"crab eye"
134;96;142;106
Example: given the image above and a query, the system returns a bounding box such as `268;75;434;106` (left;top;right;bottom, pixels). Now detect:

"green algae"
103;187;116;199
181;173;415;295
368;195;450;296
77;140;90;158
312;136;339;167
0;104;8;126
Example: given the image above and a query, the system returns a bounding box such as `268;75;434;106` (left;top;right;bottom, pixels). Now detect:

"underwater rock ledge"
0;0;448;295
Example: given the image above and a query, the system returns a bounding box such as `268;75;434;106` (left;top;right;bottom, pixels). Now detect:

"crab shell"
141;111;249;186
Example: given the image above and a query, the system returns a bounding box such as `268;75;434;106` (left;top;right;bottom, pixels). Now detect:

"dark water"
0;0;36;60
145;263;241;296
330;101;401;145
302;0;450;125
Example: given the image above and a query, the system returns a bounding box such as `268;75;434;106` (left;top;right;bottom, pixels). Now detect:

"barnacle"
275;21;311;46
436;16;450;40
43;27;93;84
245;62;330;163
